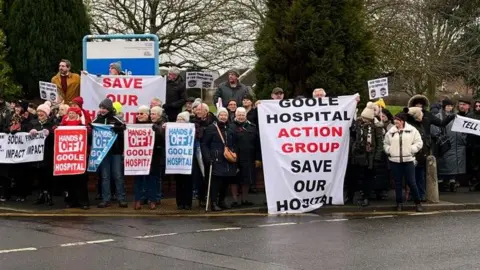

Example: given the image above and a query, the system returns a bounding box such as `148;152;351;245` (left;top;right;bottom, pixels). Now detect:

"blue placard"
83;34;159;76
87;124;118;172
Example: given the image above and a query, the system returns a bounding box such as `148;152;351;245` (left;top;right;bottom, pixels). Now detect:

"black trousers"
176;174;193;207
66;173;90;206
10;164;29;197
192;156;207;201
210;176;231;204
37;165;54;194
346;165;374;200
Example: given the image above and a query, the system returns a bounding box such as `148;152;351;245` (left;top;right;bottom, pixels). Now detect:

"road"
0;212;479;269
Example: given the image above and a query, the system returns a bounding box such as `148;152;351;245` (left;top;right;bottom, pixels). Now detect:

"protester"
150;97;162;108
150;106;167;204
191;98;202;116
242;94;258;126
270;87;285;100
185;97;196;114
93;98;127;208
164;67;188;122
174;111;194;210
51;59;81;104
226;99;237;123
312;88;326;98
60;107;90;209
109;62;125;75
373;107;394;200
230;107;261;207
384;109;424;212
0;95;11;201
30;103;55;206
54;104;69;126
468;99;480;190
201;107;236;211
457;97;471;116
431;99;466;192
213;68;249;108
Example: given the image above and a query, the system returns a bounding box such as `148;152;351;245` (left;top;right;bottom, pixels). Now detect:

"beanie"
113;102;122;114
44;101;52;107
37;104;51;116
177;111;191;123
216;107;228;117
228;68;240;77
360;102;375;120
442;98;454;108
99;98;114;113
71;97;84;108
109;62;122;74
137;105;150;114
408;107;423;121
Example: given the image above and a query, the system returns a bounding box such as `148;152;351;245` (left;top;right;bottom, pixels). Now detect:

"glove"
255;160;262;168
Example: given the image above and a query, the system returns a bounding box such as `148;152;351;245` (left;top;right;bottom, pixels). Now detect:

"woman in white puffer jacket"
384;109;424;212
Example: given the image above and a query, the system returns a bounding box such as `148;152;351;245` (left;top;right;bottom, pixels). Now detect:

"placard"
368;77;389;99
124;124;155;175
53;126;88;176
0;132;47;163
185;71;215;89
87;124;118;172
39;81;58;102
165;123;195;174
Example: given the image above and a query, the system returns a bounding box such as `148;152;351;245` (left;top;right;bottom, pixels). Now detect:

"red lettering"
102;78;143;89
102;78;112;88
129;95;138;106
277;126;343;138
281;142;340;153
106;94;138;106
133;78;142;89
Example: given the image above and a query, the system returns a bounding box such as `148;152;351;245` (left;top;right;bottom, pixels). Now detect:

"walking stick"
205;164;213;212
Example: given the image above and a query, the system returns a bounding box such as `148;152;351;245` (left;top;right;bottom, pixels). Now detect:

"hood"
408;94;430;109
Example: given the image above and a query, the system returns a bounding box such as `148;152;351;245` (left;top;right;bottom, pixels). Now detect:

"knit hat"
109;62;122;74
99;98;114;113
137;105;150;114
112;101;122;114
442;98;454;108
216;107;228;117
192;98;202;110
408;107;423;121
37;104;51;116
177;111;191;123
67;107;82;117
44;101;52;107
360;102;376;120
375;98;386;109
228;68;240;77
71;97;84;108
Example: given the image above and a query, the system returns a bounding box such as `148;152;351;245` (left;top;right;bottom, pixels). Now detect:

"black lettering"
316;180;326;191
280;114;292;122
291;160;301;173
302;199;309;208
324;160;332;172
279;99;290;108
266;114;278;124
294;181;305;192
276;200;288;211
328;97;339;106
290;199;301;210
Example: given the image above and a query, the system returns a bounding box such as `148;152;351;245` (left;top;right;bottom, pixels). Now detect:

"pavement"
2;187;480;216
2;212;480;269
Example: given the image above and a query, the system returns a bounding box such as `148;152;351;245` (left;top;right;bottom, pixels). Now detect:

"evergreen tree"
255;0;376;99
4;0;90;98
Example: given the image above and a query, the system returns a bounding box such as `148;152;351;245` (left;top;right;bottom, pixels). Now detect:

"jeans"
415;166;426;199
134;175;158;202
390;161;420;204
100;154;125;202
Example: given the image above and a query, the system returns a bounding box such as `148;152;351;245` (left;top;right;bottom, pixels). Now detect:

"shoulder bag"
214;124;237;163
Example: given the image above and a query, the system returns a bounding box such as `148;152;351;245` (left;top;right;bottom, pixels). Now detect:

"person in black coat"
201;107;236;211
174;111;194;210
92;98;127;208
190;103;217;207
28;103;55;205
164;67;188;122
229;107;261;207
241;94;258;126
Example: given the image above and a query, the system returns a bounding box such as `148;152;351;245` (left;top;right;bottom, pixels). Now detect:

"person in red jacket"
61;107;83;126
70;97;92;133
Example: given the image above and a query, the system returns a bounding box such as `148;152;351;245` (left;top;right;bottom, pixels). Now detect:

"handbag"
214;123;237;163
436;127;451;156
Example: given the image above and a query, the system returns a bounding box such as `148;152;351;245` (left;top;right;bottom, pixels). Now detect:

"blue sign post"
82;34;159;75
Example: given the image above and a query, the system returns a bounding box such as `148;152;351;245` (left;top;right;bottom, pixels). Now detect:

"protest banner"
0;131;47;163
165;123;195;174
53;126;87;176
124;124;155;175
185;71;215;89
257;95;358;214
452;115;480;136
87;124;118;172
368;77;389;99
39;81;58;102
80;74;167;123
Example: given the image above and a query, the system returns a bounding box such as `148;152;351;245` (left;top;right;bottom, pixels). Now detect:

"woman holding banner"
201;107;237;211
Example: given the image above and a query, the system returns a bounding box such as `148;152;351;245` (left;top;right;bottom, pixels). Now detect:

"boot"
211;202;222;212
396;203;403;211
45;192;54;206
34;192;46;205
218;201;230;209
449;179;457;192
415;203;424;212
134;201;141;210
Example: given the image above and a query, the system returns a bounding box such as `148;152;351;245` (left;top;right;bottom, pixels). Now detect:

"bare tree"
85;0;267;69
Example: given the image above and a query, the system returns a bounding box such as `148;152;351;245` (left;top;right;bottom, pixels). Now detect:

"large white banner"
124;124;155;175
451;115;479;136
81;74;167;123
258;95;358;214
0;131;47;163
165;123;195;174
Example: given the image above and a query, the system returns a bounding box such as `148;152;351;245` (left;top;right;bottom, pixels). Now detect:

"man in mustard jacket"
51;59;81;104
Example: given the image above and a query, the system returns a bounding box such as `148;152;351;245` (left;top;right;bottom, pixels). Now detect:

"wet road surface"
1;212;479;269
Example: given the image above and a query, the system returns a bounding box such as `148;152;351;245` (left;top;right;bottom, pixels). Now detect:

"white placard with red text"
124;124;155;175
257;95;358;214
81;74;166;123
53;126;88;176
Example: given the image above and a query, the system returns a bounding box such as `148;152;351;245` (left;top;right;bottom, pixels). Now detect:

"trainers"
97;202;110;208
0;196;6;202
118;201;128;208
415;204;424;212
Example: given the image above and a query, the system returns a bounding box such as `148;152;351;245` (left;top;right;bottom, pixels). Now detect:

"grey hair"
168;67;181;75
235;107;246;116
150;106;164;116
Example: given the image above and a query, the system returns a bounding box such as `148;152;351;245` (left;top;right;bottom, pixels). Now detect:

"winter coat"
4;113;28;133
408;95;455;145
28;117;55;167
431;110;467;176
165;76;188;122
213;82;249;108
151;119;166;171
350;118;384;169
246;108;258;126
92;112;125;155
230;120;261;183
467;103;480;169
430;102;442;115
51;72;81;104
201;121;237;177
0;103;11;131
384;122;423;163
406;115;430;166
